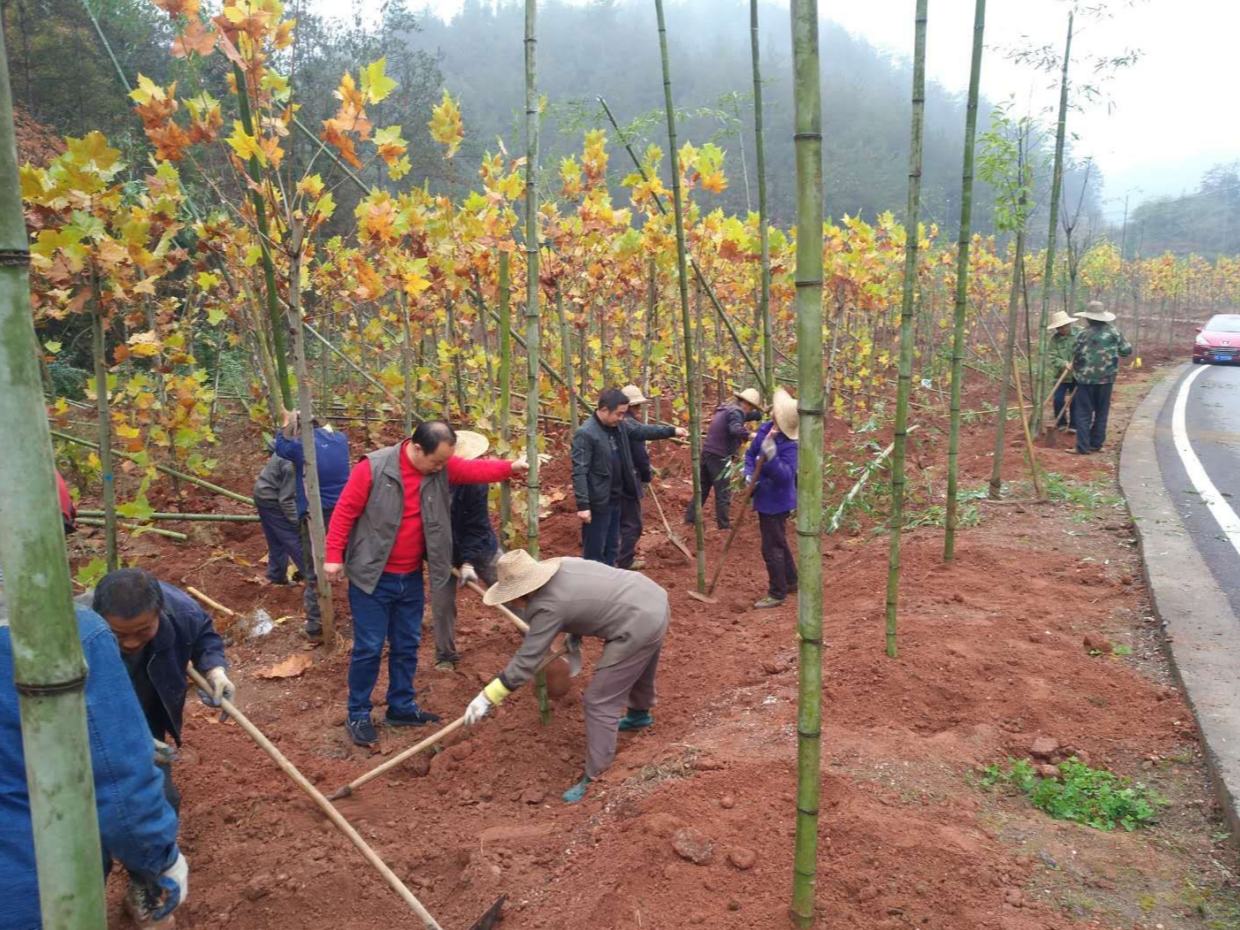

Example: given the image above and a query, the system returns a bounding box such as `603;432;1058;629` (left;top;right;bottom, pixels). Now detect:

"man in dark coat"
685;387;762;530
572;388;687;566
617;385;653;571
253;440;304;584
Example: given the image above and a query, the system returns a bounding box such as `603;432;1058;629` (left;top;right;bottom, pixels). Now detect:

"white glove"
510;454;530;475
201;667;236;708
152;849;189;920
761;436;777;461
564;635;584;678
458;563;479;588
153;737;178;766
464;692;492;726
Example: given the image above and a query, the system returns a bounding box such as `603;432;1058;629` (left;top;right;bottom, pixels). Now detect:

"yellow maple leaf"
428;89;463;159
226;121;267;166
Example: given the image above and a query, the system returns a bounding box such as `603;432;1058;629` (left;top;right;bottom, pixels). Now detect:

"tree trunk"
400;292;414;435
0;34;109;922
498;250;512;539
751;0;774;401
989;228;1025;499
884;0;927;660
655;0;706;592
90;284;117;571
943;0;986;560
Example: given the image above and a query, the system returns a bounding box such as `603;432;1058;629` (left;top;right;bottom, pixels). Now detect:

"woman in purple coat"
744;389;799;609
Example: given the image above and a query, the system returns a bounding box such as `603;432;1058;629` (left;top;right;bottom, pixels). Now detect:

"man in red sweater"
325;421;528;747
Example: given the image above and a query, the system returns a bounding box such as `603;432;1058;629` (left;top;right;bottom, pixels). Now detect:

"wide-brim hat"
1075;301;1115;323
482;550;564;605
453;430;490;461
734;388;762;408
1046;310;1075;330
772;388;799;440
621;384;648;406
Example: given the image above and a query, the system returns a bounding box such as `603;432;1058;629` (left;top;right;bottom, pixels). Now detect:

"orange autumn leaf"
152;0;199;19
171;20;217;58
321;119;361;169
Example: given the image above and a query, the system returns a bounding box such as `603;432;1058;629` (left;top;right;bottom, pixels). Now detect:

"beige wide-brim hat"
1075;301;1116;323
772;388;799;440
1046;310;1075;330
482;550;564;605
734;388;762;408
453;430;490;461
621;384;648;406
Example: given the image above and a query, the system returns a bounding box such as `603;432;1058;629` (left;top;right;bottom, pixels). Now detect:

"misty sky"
346;0;1240;214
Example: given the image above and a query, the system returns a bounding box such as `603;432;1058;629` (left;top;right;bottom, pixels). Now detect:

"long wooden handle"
451;567;529;633
1039;366;1072;413
704;455;764;596
186;586;236;618
185;666;444;930
644;479;694;561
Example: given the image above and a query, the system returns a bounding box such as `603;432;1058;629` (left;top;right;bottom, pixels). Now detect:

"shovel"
644;478;694;562
186;586;274;639
687;455;764;604
1036;366;1072;448
184;666;504;930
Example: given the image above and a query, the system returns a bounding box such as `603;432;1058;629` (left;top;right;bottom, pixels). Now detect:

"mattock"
186;665;505;929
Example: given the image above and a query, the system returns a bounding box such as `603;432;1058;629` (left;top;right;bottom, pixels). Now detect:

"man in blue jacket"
429;431;502;672
276;408;350;639
0;595;188;929
744;389;799;609
92;569;233;816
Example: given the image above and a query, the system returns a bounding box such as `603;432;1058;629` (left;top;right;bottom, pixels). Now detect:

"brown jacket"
497;558;670;691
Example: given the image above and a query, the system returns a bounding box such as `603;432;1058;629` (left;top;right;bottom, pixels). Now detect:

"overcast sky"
383;0;1238;214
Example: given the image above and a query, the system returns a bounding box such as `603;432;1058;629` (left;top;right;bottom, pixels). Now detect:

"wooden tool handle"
186;586;236;617
703;455;764;596
452;567;530;633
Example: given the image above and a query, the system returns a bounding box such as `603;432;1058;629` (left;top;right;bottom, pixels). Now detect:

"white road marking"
1172;364;1240;559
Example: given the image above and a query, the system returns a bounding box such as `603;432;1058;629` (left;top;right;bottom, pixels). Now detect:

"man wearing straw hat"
324;421;529;747
429;430;502;672
465;551;670;804
746;389;800;609
617;384;653;571
685;387;763;530
1068;301;1133;455
1046;309;1077;432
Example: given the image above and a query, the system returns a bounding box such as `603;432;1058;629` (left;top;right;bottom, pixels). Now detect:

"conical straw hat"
772;388;799;440
482;550;564;605
1046;310;1074;330
453;430;490;461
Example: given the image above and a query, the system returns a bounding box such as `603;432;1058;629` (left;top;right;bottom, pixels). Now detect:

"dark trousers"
1052;383;1075;430
256;502;305;582
758;511;798;600
617;493;644;569
429;549;500;664
684;452;733;528
299;506;334;632
1071;383;1114;453
582;503;622;566
347;569;425;721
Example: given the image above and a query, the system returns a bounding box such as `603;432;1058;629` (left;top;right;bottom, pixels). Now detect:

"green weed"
1043;472;1125;522
979;758;1163;831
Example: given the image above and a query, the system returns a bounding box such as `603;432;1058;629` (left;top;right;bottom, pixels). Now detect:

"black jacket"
572;413;676;512
624;410;653;498
450;482;499;565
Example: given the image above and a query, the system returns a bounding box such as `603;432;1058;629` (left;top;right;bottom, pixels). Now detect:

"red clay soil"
71;354;1236;930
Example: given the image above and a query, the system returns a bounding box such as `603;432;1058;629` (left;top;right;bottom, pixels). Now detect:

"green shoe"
562;777;592;803
753;596;784;610
618;710;653;731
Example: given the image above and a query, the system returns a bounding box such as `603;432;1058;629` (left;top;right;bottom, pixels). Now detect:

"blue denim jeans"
346;569;424;721
582;503;622;566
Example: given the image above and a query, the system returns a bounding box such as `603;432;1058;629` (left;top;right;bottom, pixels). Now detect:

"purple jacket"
744;421;798;514
703;404;758;458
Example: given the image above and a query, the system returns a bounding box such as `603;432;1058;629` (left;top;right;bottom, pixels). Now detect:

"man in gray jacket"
465;551;670;803
253;443;304;584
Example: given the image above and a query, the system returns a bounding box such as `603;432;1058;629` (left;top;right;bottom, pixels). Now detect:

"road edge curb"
1120;362;1240;840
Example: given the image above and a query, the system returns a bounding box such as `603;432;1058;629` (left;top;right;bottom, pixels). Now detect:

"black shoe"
717;523;732;531
385;705;442;727
302;624;323;642
346;718;378;747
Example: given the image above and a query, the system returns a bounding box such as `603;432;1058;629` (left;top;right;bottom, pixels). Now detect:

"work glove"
197;667;236;714
761;436;777;461
458;563;479;588
564;634;584;678
465;692;492;726
152;849;189;920
510;454;530;475
152;737;178;766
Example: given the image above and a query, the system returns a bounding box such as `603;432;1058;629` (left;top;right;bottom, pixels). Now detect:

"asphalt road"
1154;362;1240;618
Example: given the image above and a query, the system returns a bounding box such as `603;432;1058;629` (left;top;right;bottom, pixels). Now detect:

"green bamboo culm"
943;0;987;561
90;293;117;570
556;282;579;431
1032;12;1073;427
523;0;551;726
750;0;774;402
0;21;109;925
655;0;707;592
498;249;512;538
789;0;825;924
234;63;292;411
884;0;928;661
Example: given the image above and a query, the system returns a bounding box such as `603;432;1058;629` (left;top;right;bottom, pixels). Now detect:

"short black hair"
93;568;164;620
597;388;629;412
412;420;457;454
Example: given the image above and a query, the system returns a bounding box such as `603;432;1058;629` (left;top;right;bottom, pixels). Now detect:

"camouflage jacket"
1049;331;1076;385
1072;322;1133;384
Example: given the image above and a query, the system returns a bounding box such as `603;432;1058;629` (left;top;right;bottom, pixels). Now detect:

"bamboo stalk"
555;283;578;431
944;0;987;560
827;426;920;535
75;517;188;541
1011;353;1044;500
750;0;774;401
498;250;513;538
790;1;825;924
884;0;928;661
75;511;259;523
89;295;117;571
0;33;109;919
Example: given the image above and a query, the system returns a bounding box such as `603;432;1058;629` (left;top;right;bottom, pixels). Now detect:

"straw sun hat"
453;430;490;461
771;388;799;440
1075;301;1116;323
621;384;648;405
1046;310;1075;330
734;387;762;408
482;550;564;605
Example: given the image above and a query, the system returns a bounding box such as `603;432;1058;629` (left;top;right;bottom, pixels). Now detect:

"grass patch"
979;758;1163;831
1043;471;1126;522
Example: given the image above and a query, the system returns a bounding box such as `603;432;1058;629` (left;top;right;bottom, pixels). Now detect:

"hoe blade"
466;895;506;930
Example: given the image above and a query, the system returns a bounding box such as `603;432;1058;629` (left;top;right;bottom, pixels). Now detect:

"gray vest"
344;444;453;596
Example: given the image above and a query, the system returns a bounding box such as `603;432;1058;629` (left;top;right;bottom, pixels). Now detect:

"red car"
1194;314;1240;364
